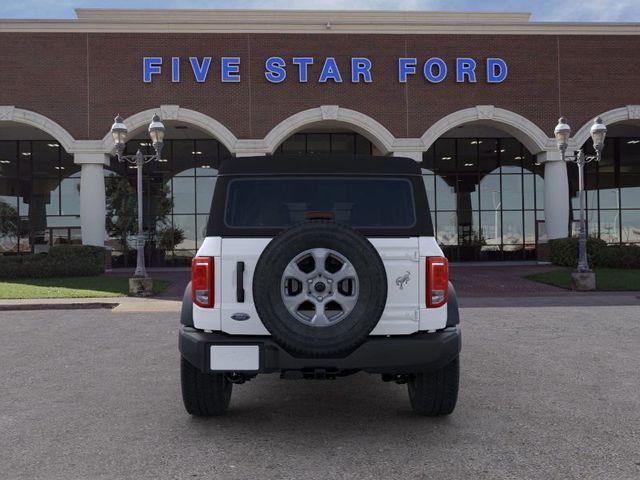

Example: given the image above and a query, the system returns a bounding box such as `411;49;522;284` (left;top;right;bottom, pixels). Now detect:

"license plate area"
210;345;260;371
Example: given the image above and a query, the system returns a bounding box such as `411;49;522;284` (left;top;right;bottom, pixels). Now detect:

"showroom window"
570;137;640;244
423;138;545;261
107;138;231;267
273;132;374;156
0;140;80;254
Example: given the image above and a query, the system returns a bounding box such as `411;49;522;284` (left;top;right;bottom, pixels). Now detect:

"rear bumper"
179;325;461;375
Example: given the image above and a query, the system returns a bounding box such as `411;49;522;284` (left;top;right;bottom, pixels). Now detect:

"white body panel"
193;235;447;334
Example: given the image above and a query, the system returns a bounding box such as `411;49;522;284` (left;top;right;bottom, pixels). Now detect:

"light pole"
553;116;607;281
110;114;165;279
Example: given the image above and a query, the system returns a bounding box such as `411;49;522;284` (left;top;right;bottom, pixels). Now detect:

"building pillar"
392;151;423;163
538;151;569;240
75;152;110;246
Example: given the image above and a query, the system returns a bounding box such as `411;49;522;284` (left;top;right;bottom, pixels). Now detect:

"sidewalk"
0;296;181;313
1;264;637;312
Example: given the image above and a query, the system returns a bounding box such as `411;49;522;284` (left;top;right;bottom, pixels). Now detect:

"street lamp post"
110;114;165;281
553;116;607;287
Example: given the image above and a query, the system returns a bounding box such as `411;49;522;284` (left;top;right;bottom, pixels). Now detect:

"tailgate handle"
236;261;245;303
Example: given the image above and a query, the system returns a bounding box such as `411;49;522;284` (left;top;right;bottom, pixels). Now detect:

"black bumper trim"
179;326;461;375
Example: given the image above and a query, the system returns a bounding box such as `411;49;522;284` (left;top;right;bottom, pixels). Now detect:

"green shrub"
593;245;640;269
0;245;106;279
549;237;607;267
550;237;640;269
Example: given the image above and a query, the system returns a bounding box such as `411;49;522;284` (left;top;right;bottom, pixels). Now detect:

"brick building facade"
1;9;639;263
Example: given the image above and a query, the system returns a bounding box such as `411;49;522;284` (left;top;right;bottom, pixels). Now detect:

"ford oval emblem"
231;313;251;321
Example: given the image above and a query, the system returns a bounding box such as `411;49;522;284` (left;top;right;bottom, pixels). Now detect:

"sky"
1;0;640;22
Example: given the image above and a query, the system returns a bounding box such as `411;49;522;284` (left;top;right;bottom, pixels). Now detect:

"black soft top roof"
218;154;421;176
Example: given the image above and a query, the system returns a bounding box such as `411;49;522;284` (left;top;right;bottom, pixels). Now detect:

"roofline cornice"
0;9;639;35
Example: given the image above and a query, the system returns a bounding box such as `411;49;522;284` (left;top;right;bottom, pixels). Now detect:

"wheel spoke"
311;248;329;274
310;302;330;326
334;291;358;312
283;263;306;282
333;262;357;283
281;291;306;314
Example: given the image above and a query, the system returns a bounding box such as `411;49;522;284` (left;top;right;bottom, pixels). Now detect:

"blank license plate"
210;345;259;371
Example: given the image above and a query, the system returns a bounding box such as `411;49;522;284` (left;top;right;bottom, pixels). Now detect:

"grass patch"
0;276;170;299
526;268;640;291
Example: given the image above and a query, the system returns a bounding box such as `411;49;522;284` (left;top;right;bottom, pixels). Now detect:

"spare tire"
253;221;387;358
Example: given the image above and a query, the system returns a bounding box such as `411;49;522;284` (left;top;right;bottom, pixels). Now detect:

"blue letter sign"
292;57;314;82
319;57;343;83
142;56;508;84
424;58;447;83
398;58;417;83
221;57;241;83
456;58;477;83
351;58;372;83
189;57;211;83
143;57;162;83
487;58;508;83
265;56;287;83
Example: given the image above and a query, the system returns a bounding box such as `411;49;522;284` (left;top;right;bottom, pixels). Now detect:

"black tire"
253;221;387;358
181;357;232;417
407;356;459;416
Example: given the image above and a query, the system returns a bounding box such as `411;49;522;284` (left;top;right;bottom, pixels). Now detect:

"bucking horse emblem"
395;271;411;290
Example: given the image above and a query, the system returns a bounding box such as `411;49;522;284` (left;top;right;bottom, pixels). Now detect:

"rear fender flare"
446;281;459;327
181;282;194;327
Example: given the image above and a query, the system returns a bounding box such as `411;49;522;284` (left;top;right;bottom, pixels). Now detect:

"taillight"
192;257;214;308
426;257;448;308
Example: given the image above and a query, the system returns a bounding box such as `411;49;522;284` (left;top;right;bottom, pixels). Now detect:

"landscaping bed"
0;276;170;299
526;268;640;291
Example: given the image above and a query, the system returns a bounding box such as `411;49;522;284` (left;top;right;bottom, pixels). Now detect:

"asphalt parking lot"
1;306;639;480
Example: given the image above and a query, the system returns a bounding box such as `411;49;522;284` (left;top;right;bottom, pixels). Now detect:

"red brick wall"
1;32;639;142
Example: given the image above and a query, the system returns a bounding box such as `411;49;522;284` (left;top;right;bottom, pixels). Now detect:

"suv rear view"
179;155;460;416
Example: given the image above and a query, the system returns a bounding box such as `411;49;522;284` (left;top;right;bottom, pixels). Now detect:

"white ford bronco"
179;155;460;416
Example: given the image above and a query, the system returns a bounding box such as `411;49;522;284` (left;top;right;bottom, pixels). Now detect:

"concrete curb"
0;302;120;312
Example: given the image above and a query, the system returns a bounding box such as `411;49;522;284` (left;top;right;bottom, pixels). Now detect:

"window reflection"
425;136;544;260
0;140;79;254
106;138;229;267
275;132;373;156
569;136;640;245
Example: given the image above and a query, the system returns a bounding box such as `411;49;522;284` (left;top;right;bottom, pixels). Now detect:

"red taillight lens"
192;257;214;308
426;256;449;308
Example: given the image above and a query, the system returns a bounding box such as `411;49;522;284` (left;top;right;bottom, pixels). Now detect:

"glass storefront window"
280;134;306;154
599;210;620;243
0;140;78;253
501;175;523;210
60;175;80;215
196;177;216;214
172;177;195;214
306;134;331;154
0;141;18;177
621;210;640;243
502;211;524;248
105;138;231;267
568;136;640;244
436;211;458;246
435;175;456;210
425;136;545;260
479;175;501;211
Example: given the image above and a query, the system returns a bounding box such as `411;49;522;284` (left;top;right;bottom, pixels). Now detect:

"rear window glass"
224;177;416;229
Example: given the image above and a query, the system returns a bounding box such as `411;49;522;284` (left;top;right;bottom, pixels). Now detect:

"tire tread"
408;356;459;416
181;357;232;417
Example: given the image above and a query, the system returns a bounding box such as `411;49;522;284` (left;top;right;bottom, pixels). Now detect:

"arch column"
538;151;569;239
74;151;110;247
